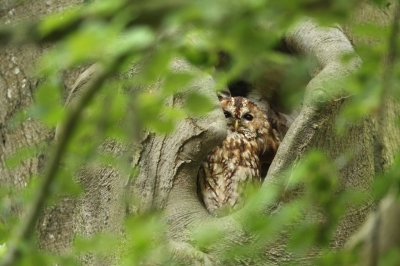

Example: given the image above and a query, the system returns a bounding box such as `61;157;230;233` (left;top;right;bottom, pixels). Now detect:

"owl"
198;96;280;217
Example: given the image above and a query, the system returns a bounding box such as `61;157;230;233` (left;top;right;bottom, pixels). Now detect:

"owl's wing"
197;164;208;208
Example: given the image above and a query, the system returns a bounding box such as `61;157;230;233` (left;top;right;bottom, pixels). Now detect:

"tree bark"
0;0;86;256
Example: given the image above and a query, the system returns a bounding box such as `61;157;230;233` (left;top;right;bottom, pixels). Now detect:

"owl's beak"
234;120;239;131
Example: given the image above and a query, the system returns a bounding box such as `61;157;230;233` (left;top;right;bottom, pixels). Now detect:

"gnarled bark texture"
0;0;85;255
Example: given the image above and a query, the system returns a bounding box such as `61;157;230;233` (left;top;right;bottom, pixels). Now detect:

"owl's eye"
243;114;253;121
224;111;232;118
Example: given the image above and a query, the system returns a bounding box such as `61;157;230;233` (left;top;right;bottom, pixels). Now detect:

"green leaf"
64;21;117;64
86;0;126;16
112;26;155;56
31;78;65;126
139;50;173;82
48;169;83;201
74;234;119;255
369;0;389;7
5;146;39;169
192;224;224;251
180;45;217;67
373;175;392;200
163;73;195;95
0;243;7;258
184;92;214;115
123;213;166;264
378;248;400;266
38;8;81;37
289;223;317;254
0;222;8;243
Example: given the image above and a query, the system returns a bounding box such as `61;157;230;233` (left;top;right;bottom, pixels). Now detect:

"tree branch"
0;53;130;266
242;18;361;216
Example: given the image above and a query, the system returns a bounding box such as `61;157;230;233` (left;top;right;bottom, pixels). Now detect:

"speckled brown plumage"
198;97;280;217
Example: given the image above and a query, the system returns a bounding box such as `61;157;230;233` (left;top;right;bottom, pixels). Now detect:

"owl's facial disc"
221;97;258;133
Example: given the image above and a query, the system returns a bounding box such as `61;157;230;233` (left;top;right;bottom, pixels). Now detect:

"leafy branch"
0;52;133;266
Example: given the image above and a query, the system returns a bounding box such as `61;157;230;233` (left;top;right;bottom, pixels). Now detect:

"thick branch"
347;191;400;266
239;18;362;217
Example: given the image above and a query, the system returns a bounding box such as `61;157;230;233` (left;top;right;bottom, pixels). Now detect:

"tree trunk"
0;0;86;255
1;1;400;265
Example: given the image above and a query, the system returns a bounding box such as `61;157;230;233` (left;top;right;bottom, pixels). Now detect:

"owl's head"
220;96;280;161
220;97;267;135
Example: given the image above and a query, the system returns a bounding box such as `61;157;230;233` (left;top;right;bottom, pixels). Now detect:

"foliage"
1;0;399;265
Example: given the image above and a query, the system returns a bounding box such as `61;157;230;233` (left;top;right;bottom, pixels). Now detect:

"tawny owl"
198;96;281;217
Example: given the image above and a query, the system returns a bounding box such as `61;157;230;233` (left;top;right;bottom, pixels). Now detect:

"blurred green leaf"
5;146;39;170
123;212;166;265
180;45;217;67
38;8;81;37
315;249;358;266
87;0;127;16
0;243;7;259
373;174;392;200
184;92;214;115
112;26;156;56
249;202;299;244
192;224;224;252
30;78;65;126
67;21;112;58
74;234;119;255
378;248;400;266
0;222;8;244
138;49;173;82
163;73;194;95
289;223;317;254
369;0;390;7
49;168;83;199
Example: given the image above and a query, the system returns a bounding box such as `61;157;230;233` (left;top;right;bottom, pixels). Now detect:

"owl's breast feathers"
221;132;262;171
199;132;265;216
